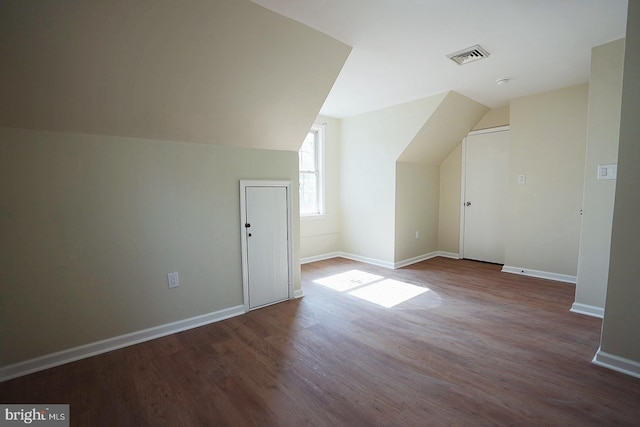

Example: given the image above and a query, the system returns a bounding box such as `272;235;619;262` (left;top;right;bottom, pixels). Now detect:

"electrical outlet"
167;272;180;288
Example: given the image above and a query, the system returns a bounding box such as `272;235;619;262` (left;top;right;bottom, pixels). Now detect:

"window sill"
301;214;327;221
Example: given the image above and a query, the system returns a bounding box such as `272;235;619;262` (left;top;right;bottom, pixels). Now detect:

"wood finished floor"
2;257;639;426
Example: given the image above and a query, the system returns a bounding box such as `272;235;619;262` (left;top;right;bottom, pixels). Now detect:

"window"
299;125;324;216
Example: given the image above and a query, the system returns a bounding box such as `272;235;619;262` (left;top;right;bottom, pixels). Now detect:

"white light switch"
518;174;526;184
597;164;617;180
168;272;180;288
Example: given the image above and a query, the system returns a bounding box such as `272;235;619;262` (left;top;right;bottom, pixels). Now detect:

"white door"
240;182;291;310
463;129;509;264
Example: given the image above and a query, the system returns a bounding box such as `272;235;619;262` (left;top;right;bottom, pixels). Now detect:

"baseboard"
293;289;304;298
0;305;245;382
302;251;458;270
300;252;341;264
570;302;604;318
501;265;576;284
593;348;640;379
337;252;395;269
437;251;461;259
394;252;439;269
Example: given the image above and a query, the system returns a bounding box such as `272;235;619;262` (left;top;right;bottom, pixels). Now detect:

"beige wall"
443;95;587;278
398;92;488;165
575;39;625;313
506;85;588;277
438;144;463;255
600;1;640;364
339;94;446;264
300;116;342;259
394;162;440;262
0;0;350;151
0;128;300;366
0;0;349;369
339;91;487;265
472;106;510;131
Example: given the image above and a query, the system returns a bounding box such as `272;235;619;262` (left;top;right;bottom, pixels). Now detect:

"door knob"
465;201;471;207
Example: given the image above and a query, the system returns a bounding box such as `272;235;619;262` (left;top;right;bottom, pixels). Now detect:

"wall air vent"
447;44;490;65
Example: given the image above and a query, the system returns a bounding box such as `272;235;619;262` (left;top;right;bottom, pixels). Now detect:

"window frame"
299;124;325;218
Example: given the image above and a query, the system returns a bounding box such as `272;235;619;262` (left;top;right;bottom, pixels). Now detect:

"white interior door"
463;129;509;264
241;182;291;310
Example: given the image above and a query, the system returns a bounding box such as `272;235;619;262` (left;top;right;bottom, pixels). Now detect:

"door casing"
239;180;293;312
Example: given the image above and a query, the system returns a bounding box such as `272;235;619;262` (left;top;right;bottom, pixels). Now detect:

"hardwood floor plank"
1;257;639;426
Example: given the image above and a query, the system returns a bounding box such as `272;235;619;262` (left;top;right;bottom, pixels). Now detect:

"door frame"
239;180;293;312
459;125;510;259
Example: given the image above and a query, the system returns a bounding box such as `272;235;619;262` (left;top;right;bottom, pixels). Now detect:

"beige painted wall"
0;0;351;152
339;94;447;264
575;39;625;311
394;162;440;262
0;0;349;368
398;92;488;165
340;91;488;264
472;106;510;130
0;127;300;366
438;144;463;255
600;1;640;364
300;116;342;259
506;85;588;276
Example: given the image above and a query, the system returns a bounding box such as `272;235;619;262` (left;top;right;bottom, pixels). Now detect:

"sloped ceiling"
252;0;627;118
397;92;488;165
0;0;351;151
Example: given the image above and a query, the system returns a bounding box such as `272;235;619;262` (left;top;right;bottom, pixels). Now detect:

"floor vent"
447;44;490;65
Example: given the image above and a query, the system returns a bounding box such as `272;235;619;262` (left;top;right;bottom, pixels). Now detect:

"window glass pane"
299;126;322;216
300;171;318;214
299;131;316;171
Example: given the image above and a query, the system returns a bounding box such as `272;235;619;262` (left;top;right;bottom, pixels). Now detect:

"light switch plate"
597;164;617;180
518;174;526;184
168;272;180;288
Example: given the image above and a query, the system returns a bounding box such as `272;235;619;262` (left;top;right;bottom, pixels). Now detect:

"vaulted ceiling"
252;0;628;118
2;0;627;152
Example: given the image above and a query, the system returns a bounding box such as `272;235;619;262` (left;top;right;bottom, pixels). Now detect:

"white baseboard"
502;265;576;284
0;305;245;382
300;252;341;264
593;348;640;379
437;251;461;259
570;302;604;318
337;252;395;269
301;251;459;270
293;289;304;298
394;252;438;268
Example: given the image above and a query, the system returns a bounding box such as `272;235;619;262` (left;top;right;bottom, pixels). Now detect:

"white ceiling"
252;0;628;118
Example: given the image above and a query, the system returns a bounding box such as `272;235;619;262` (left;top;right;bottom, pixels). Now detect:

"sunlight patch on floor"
313;269;431;308
313;269;383;291
348;279;429;308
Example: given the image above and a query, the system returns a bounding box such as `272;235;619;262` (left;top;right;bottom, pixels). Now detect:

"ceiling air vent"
447;44;490;65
